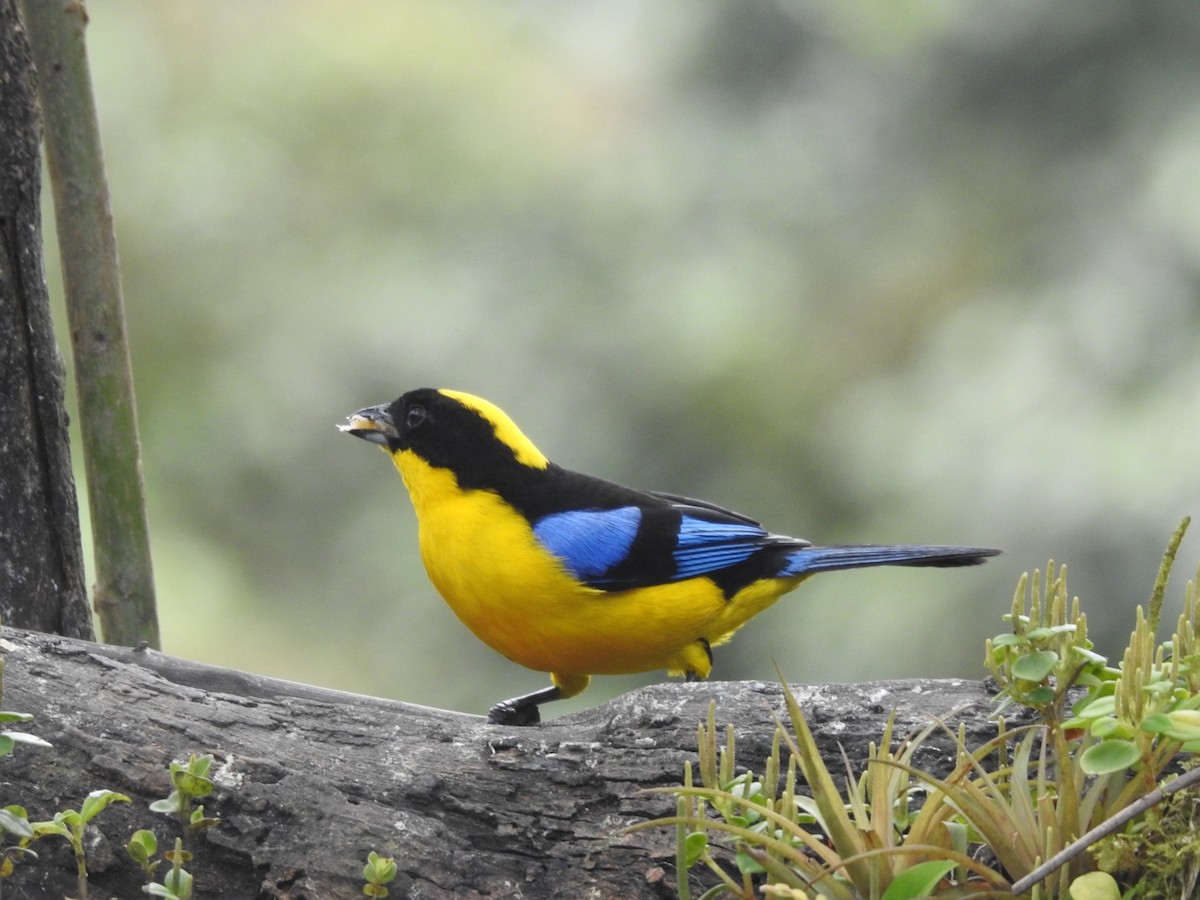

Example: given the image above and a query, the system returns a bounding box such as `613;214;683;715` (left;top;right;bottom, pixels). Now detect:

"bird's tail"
781;545;999;576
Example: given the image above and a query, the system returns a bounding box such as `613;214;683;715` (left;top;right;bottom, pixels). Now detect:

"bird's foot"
487;700;542;726
486;684;563;726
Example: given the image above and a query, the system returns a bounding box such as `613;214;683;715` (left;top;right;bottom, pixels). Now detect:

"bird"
341;388;999;725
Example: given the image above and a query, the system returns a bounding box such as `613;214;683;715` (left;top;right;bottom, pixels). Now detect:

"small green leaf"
127;829;158;861
881;859;957;900
188;806;220;831
79;789;131;823
363;850;398;885
1012;650;1059;681
1090;718;1133;739
790;795;824;828
0;712;33;724
1068;870;1121;900
172;771;214;798
162;845;193;865
734;847;767;875
728;778;762;799
991;633;1022;648
162;865;194;898
1161;710;1200;742
0;735;13;757
1024;686;1056;705
150;791;184;814
1080;739;1142;775
943;819;967;845
0;808;33;839
1070;646;1108;665
30;819;70;840
170;754;215;798
1139;713;1173;734
683;831;708;867
1;732;52;749
187;754;214;778
1075;695;1117;719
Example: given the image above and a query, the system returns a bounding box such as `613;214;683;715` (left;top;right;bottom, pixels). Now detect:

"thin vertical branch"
20;0;159;648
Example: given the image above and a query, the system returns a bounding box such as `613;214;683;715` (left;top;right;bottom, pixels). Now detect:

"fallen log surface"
0;627;1000;898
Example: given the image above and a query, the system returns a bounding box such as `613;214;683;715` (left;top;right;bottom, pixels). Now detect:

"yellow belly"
395;451;803;678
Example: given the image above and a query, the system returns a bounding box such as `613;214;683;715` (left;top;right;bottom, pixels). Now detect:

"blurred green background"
43;2;1200;719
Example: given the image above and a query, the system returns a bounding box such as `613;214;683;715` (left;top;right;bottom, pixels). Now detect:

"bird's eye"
406;405;427;430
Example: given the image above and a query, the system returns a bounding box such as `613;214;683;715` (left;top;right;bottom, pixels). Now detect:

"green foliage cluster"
637;520;1200;898
148;753;221;840
1091;783;1200;900
124;752;222;898
0;672;135;899
128;832;194;900
0;651;394;896
0;749;220;898
362;850;399;898
4;790;130;899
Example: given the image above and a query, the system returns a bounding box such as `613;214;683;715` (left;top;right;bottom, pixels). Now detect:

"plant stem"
1148;517;1190;634
74;842;88;900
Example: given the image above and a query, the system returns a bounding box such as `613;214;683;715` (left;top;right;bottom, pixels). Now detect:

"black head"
341;388;550;489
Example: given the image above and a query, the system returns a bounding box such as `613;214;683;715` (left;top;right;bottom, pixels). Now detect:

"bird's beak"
338;404;397;446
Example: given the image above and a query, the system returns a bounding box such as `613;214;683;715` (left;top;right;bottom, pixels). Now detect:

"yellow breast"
391;450;805;678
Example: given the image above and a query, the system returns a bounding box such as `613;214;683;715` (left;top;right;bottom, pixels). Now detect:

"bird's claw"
487;700;541;726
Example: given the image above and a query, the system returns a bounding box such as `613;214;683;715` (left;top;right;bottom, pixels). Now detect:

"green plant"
130;753;221;896
149;753;220;846
637;518;1200;898
27;789;131;900
987;519;1200;890
0;656;54;760
0;805;37;884
140;836;194;899
1091;779;1200;898
988;519;1200;785
0;645;51;889
127;828;162;883
127;828;197;899
630;700;1007;899
0;712;52;760
0;646;216;898
362;850;398;897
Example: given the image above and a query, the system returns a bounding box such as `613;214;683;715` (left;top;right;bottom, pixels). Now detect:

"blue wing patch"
533;507;642;582
672;516;768;579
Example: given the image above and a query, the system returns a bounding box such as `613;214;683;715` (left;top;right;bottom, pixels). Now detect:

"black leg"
487;684;562;726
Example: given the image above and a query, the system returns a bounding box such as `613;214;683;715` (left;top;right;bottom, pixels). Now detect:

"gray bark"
0;0;93;640
0;626;999;898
